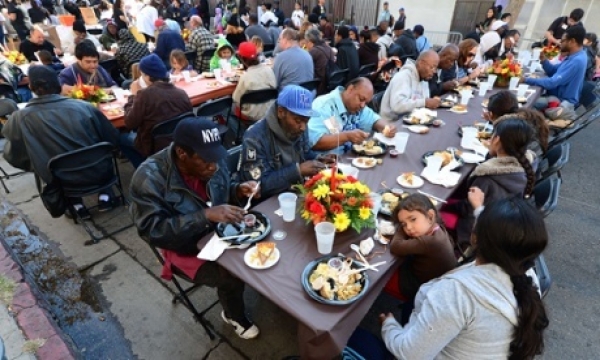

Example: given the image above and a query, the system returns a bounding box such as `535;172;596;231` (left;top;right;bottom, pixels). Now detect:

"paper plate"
244;246;280;270
460;152;486;164
396;174;424;188
352;157;377;169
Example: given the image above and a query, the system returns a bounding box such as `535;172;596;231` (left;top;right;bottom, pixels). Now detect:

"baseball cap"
491;21;508;31
277;85;318;118
173;117;227;163
237;42;258;59
154;18;165;28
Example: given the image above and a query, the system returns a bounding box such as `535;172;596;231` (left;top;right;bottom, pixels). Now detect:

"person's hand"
130;79;141;95
299;160;326;177
470;67;482;79
316;154;338;165
468;187;485;209
204;205;246;223
382;123;397;137
425;97;441;109
482;110;492;121
238;181;260;199
53;47;62;56
345;129;369;144
379;313;394;325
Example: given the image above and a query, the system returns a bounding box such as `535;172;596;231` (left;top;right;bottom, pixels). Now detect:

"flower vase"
495;77;509;88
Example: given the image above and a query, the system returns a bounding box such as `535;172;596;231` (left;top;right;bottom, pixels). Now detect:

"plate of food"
402;108;437;126
215;211;271;245
206;81;222;88
301;255;369;305
439;99;456;108
422;150;465;168
396;172;424;188
351;139;388;156
481;99;489;108
379;189;408;215
244;242;280;269
352;157;378;169
458;123;493;140
517;96;528;103
202;72;215;78
460;152;486;164
225;75;240;83
455;85;475;93
99;95;116;103
449;104;468;114
404;125;430;134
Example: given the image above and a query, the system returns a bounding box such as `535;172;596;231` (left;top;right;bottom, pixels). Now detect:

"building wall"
385;0;458;32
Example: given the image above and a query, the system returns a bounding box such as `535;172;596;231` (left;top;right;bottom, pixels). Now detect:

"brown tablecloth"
196;85;542;360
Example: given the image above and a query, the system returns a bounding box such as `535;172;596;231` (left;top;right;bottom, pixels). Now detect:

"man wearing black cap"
72;19;102;53
2;66;119;218
129;117;261;340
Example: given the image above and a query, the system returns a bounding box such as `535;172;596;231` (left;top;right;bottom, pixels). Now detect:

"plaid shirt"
187;26;214;72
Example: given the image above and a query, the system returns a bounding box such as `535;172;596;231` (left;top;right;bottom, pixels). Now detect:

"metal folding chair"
150;112;195;154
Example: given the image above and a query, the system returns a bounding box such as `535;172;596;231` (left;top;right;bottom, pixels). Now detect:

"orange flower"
361;198;373;208
347;197;358;206
329;202;343;214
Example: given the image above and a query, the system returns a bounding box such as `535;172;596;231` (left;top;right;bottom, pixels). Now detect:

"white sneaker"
220;311;260;339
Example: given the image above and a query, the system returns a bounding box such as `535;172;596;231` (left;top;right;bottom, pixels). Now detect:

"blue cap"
277;85;318;118
173;117;227;163
139;54;168;79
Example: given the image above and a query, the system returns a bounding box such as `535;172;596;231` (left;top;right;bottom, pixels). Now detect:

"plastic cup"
182;70;191;82
461;127;478;148
509;77;520;91
478;83;488;97
315;222;335;255
487;74;497;87
532;48;542;60
213;69;222;81
369;192;382;215
394;132;409;154
278;193;297;222
460;90;471;105
529;60;540;73
517;84;529;98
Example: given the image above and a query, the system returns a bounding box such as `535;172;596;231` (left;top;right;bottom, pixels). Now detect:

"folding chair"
536;142;570;182
150;112;195;154
48;142;132;243
534;254;552;298
368;91;385;114
357;63;376;77
184;50;197;70
226;145;242;175
531;175;561;218
148;245;216;340
194;96;233;143
327;69;349;92
548;123;583;148
298;79;321;93
235;89;278;142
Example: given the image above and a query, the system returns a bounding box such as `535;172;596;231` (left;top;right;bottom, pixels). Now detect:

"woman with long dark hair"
382;197;549;359
478;6;497;32
112;0;129;30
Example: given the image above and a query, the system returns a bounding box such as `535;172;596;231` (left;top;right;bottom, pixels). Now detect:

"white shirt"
136;5;157;36
260;11;278;26
291;10;304;28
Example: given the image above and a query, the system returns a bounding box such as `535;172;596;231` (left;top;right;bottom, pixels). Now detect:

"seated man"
71;19;102;53
525;26;587;121
380;50;441;120
59;40;118;95
240;85;332;199
273;28;314;91
122;53;193;168
428;44;459;97
2;66;119;218
308;77;397;155
19;25;62;63
129;117;260;339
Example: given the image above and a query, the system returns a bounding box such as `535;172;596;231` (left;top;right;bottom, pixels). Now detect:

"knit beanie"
139;54;168;79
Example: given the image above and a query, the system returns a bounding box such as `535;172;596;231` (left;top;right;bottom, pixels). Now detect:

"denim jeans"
119;132;146;168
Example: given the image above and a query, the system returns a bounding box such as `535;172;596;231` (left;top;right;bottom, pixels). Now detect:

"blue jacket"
525;49;587;105
239;104;316;200
155;29;186;63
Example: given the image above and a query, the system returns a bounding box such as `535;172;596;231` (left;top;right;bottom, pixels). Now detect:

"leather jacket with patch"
129;145;242;255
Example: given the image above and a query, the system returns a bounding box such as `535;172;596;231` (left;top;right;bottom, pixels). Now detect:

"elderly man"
187;15;214;72
122;53;192;167
129;117;260;340
428;44;459;97
380;50;441;120
308;77;397;154
154;18;186;67
59;40;117;95
240;85;331;199
273;29;314;90
3;66;119;218
19;26;62;62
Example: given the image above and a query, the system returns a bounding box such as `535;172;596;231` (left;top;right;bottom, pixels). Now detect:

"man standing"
273;29;314;90
19;26;62;62
335;26;360;81
378;2;391;25
545;8;584;46
129;118;261;340
395;7;406;30
199;0;210;30
308;77;397;154
525;26;587;121
312;0;325;16
380;50;441;119
240;85;329;199
428;44;459;97
59;41;117;95
72;20;103;53
187;16;214;72
3;66;119;218
260;3;278;27
272;0;285;27
137;0;159;42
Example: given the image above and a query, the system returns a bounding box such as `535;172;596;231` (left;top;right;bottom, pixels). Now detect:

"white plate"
461;152;486;164
396;174;424;188
405;125;429;134
244;246;280;270
352;157;377;169
449;108;468;114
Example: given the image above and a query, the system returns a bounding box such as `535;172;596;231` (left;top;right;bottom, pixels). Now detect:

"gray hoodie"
382;262;518;359
380;59;426;120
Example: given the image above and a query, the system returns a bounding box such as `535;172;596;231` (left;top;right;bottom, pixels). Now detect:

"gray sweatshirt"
380;59;426;120
382;262;518;359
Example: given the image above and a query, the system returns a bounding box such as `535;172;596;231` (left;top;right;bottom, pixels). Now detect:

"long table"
100;78;236;128
198;85;541;359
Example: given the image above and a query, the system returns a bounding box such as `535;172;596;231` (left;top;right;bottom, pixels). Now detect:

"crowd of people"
0;1;596;358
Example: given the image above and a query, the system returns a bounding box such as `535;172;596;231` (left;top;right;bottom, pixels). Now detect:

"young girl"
209;38;240;71
169;49;197;76
291;1;304;29
250;35;265;62
386;194;457;302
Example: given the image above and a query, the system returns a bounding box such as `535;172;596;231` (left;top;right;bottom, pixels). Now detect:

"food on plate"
440;100;455;107
382;125;393;137
202;72;215;78
378;220;396;236
406;108;436;125
431;150;463;167
517;96;527;103
359;237;375;256
482;99;489;107
402;172;415;185
105;107;124;116
456;85;472;92
352;139;384;155
256;242;276;265
206;81;221;88
451;104;467;112
309;260;364;301
356;157;376;166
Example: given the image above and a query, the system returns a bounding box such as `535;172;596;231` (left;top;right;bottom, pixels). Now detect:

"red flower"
346;175;358;183
308;201;326;217
329;202;343;214
304;173;323;189
329;166;338;191
361;198;373;208
330;192;345;202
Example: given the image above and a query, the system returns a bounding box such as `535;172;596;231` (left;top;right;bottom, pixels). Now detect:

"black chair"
99;58;122;86
579;81;598;109
263;43;275;52
236;88;279;141
368;91;385;114
548;123;583;148
185;50;197;69
150;112;195;154
0;84;19;102
148;245;216;339
262;50;273;58
327;69;349;92
194;97;233;144
536;142;570;182
120;59;141;82
227;145;242;175
47;142;132;243
358;63;376;77
298;79;321;93
532;175;561;218
534;254;552;298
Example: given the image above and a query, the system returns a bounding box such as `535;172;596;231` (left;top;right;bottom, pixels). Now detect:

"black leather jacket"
129;145;242;255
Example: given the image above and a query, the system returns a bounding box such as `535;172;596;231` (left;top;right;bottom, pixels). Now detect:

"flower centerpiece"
68;75;107;105
487;57;522;87
294;167;376;233
3;50;26;65
541;44;560;60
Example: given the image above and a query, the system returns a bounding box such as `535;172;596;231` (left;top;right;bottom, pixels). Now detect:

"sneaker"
71;205;91;220
220;311;260;339
98;198;114;212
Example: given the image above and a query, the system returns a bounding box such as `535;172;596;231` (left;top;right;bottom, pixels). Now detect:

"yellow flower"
333;212;351;231
312;184;330;200
320;169;331;178
339;182;356;191
301;210;311;220
354;182;370;194
359;206;372;220
75;90;84;99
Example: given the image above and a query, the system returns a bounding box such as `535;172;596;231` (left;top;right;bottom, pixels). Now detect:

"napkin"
461;137;489;157
373;132;408;148
197;233;230;261
445;95;458;102
421;168;462;188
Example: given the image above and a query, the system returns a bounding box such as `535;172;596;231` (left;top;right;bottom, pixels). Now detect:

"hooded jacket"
358;42;380;67
335;38;360;81
232;63;277;120
380;59;424;120
99;21;119;51
209;38;240;71
239;103;315;200
116;29;151;78
382;262;519;359
395;29;417;60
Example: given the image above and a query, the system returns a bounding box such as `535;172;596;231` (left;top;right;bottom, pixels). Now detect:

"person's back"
267;24;281;46
336;38;360;80
274;45;314;90
396;29;417;60
245;24;273;45
155;28;186;63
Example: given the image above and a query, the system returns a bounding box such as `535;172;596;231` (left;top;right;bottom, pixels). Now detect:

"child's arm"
390;231;428;257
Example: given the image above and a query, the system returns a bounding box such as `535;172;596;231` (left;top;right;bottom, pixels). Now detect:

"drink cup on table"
394;132;409;154
182;70;191;82
532;48;542;60
478;83;489;96
369;192;382;215
487;74;497;88
278;192;297;222
460;90;472;105
509;77;520;90
315;222;335;255
517;84;529;98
